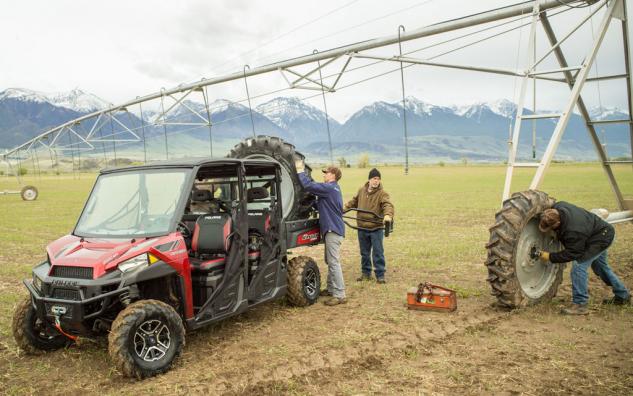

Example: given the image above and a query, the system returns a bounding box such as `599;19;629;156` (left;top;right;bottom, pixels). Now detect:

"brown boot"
323;297;347;306
320;289;332;297
561;304;589;315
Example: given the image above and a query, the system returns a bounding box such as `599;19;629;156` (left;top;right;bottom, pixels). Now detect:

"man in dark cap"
344;168;394;284
539;201;630;315
295;160;347;306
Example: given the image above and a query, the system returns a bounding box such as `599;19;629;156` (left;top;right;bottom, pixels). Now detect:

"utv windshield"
75;169;191;237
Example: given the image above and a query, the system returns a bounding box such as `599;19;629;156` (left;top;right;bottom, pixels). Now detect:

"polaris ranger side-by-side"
12;136;322;378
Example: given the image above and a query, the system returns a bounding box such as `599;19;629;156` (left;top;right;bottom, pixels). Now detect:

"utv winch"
12;136;323;379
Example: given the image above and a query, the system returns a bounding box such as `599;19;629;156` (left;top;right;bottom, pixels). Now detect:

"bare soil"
1;236;632;395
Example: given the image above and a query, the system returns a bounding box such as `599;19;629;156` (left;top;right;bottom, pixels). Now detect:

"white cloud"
1;0;631;120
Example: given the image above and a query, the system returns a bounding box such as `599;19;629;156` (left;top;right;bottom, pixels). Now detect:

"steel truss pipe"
3;0;586;160
604;210;633;224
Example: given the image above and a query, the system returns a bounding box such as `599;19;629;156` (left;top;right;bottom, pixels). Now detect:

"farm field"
0;163;632;395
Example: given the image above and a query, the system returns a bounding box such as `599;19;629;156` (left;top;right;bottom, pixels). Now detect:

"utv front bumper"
25;262;126;335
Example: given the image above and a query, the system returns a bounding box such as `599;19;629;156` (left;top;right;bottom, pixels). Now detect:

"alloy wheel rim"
133;319;171;362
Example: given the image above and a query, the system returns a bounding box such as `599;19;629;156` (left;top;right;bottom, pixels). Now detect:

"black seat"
190;213;232;273
247;186;269;202
247;186;271;236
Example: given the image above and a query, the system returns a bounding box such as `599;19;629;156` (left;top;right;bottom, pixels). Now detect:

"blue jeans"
358;229;385;278
570;248;630;305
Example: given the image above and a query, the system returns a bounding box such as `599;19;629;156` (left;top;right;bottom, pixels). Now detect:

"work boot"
376;277;386;284
356;274;372;282
323;297;347;306
602;295;631;306
320;289;332;297
561;303;589;315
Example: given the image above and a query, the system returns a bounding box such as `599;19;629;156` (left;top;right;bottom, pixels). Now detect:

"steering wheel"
177;221;192;239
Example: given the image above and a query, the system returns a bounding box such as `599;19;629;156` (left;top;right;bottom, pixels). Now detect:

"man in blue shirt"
295;160;346;306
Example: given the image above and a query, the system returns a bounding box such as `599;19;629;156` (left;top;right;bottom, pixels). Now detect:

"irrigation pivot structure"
2;0;632;220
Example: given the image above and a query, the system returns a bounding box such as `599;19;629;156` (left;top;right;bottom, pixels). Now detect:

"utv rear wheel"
12;296;70;353
228;135;316;220
108;300;185;379
287;256;321;307
485;190;564;308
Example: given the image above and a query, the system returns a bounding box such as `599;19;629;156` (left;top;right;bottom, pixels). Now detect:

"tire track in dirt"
175;304;510;394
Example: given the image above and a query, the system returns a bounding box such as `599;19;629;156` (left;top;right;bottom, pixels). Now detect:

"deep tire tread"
228;135;315;220
12;296;69;354
485;190;563;308
108;299;185;379
287;256;320;307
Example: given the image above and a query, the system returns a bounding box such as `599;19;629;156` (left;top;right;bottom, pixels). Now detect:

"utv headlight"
32;274;42;292
118;254;149;273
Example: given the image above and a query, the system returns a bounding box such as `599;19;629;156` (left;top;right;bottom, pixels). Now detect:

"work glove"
295;159;305;173
539;251;550;262
383;215;392;224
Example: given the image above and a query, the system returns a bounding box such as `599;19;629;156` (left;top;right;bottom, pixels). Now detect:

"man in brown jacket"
344;168;394;283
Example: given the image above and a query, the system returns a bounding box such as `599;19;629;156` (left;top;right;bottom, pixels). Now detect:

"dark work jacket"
549;201;615;263
298;172;345;237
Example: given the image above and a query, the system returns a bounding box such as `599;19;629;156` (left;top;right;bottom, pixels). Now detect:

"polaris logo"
301;233;318;241
297;229;320;245
52;279;78;287
204;216;221;220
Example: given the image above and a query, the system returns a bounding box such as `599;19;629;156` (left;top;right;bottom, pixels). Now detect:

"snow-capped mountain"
589;106;629;121
256;97;340;144
158;99;291;141
46;88;111;112
454;99;517;119
1;86;630;160
0;88;111;113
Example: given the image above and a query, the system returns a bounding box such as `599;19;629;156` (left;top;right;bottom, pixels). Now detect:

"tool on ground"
343;208;394;237
407;282;457;312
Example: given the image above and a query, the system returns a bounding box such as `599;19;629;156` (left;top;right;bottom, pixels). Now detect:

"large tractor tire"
228;135;315;220
485;190;564;308
287;256;321;307
108;299;185;379
12;296;70;353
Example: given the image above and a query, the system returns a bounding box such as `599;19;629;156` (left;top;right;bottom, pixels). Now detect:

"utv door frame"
188;162;249;329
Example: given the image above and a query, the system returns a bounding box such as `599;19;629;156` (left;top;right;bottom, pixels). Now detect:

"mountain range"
1;87;630;162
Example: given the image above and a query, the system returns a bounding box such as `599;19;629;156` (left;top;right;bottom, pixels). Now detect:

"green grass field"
0;163;631;394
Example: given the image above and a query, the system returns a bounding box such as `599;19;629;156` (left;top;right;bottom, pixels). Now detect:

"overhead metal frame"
1;0;630;211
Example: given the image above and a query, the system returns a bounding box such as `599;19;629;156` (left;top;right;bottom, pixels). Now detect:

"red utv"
12;136;322;378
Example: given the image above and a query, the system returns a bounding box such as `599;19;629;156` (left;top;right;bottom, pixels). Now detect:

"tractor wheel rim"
304;267;318;298
134;319;171;362
515;218;560;299
23;189;36;200
243;154;294;219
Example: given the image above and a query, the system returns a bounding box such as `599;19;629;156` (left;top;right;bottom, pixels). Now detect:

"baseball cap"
322;166;342;181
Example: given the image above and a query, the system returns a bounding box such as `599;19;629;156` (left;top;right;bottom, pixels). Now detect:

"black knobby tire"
20;185;38;201
108;299;185;379
12;296;70;353
228;135;315;220
485;190;564;308
287;256;321;307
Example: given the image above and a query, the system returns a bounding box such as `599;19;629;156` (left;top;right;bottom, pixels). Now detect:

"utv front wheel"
287;256;321;306
12;296;70;353
108;300;185;379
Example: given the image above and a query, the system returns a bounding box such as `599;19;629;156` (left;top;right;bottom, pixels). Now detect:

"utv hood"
45;234;169;279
